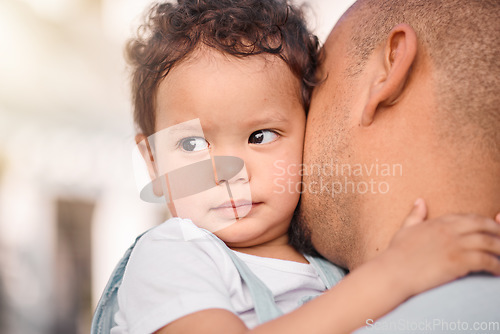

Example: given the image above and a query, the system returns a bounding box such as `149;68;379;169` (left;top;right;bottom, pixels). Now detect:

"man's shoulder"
356;275;500;333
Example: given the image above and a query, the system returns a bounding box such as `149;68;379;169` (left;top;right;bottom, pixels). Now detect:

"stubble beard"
295;106;362;269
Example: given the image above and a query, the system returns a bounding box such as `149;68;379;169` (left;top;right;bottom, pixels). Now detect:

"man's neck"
354;156;500;269
424;153;500;219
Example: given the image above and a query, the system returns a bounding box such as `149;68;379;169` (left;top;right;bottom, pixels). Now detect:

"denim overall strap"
304;254;346;289
90;228;342;333
91;230;150;334
206;233;284;324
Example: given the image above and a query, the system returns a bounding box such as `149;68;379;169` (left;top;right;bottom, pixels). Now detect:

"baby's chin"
176;204;250;233
213;217;287;249
211;217;258;245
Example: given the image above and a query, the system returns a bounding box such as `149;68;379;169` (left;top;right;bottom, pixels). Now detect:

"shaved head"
345;0;500;157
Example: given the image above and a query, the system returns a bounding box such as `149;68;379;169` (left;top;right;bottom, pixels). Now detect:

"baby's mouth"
210;200;260;219
212;200;252;210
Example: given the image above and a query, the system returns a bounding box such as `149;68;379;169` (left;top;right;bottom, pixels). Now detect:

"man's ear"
361;23;417;126
135;133;163;196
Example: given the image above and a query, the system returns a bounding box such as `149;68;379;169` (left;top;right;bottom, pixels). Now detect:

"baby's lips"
212;199;253;210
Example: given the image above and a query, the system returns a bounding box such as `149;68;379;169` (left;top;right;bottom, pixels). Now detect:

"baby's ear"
136;134;163;197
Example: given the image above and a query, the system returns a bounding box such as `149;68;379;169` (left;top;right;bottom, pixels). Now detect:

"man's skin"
299;0;500;331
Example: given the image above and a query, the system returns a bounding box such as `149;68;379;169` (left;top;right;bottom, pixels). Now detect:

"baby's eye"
248;130;279;145
179;137;209;152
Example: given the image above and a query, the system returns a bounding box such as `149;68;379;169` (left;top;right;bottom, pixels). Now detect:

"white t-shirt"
111;218;332;334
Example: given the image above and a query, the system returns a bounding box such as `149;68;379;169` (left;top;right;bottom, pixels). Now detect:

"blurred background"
0;0;354;333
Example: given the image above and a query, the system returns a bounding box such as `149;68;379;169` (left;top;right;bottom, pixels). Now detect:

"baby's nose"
213;156;246;184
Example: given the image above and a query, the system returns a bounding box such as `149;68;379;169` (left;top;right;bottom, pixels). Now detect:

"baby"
104;0;500;333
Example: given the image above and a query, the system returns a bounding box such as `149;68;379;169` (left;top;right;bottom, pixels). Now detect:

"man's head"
294;0;500;269
126;0;319;136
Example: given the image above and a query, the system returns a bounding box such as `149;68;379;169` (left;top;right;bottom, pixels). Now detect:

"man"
295;0;500;332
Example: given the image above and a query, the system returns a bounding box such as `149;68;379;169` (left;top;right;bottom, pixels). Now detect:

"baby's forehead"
153;52;304;133
157;47;301;101
172;46;292;77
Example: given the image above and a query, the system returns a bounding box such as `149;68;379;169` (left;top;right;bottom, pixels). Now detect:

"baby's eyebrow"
245;112;289;128
168;126;203;135
155;124;205;137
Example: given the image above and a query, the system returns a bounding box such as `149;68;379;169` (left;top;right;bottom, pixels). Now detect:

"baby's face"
152;49;305;247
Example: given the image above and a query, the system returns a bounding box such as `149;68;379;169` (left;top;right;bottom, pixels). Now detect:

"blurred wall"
0;0;354;333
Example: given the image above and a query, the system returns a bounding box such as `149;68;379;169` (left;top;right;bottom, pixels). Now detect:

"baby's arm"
156;201;500;334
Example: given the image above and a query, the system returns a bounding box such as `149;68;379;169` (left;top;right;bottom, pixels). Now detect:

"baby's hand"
382;199;500;297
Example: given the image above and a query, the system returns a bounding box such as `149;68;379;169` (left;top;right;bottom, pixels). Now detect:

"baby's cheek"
270;162;303;196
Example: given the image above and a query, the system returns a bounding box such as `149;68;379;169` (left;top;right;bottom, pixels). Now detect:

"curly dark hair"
126;0;320;136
